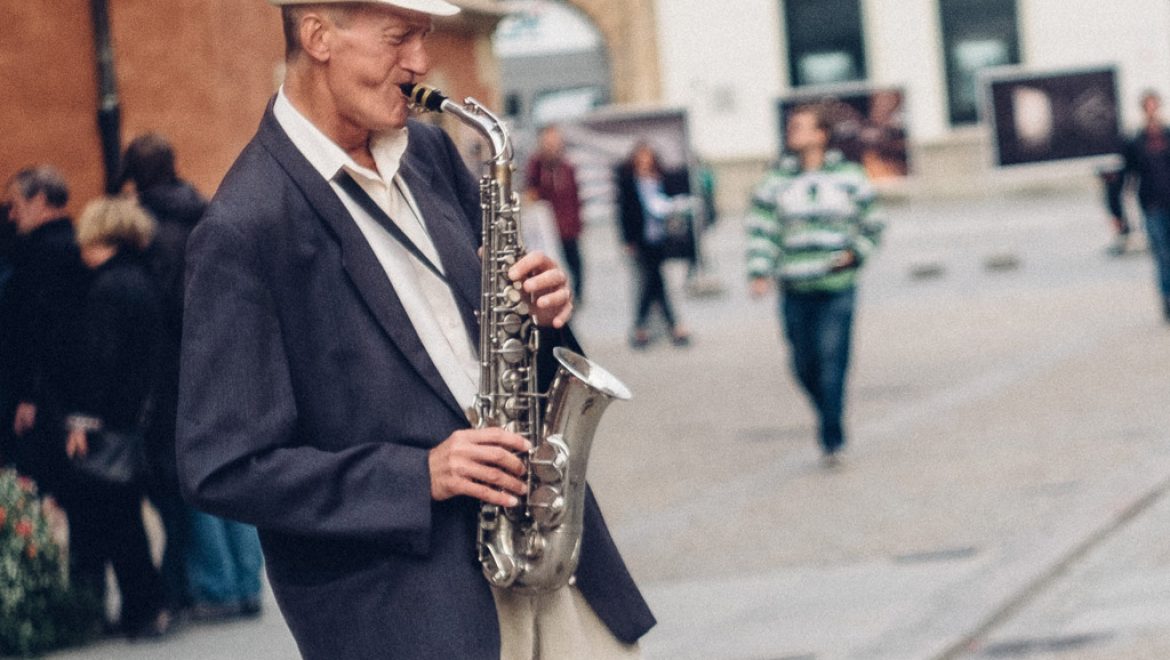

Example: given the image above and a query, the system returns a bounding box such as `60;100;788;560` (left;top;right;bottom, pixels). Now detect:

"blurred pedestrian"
0;166;89;494
526;125;585;302
119;132;207;618
185;512;264;620
1110;90;1170;320
747;104;883;466
0;202;14;300
63;196;172;638
617;141;692;348
0;202;16;461
1097;160;1130;256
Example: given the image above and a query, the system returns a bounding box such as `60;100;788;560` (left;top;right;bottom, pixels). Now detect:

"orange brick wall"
1;3;499;216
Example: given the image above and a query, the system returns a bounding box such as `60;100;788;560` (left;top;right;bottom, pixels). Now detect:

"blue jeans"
781;288;855;454
187;511;263;606
1143;208;1170;305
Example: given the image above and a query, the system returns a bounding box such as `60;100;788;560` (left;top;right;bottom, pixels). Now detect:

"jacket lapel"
255;104;468;421
398;154;482;318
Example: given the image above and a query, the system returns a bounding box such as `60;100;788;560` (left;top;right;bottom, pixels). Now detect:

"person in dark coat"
1109;90;1170;321
176;2;654;659
0;166;89;495
0;202;17;459
617;141;692;348
119;132;210;618
63;196;171;638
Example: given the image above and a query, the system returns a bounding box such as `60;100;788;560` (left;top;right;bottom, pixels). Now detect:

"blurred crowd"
0;134;262;642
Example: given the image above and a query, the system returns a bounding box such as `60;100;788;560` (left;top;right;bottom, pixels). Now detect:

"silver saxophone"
401;83;632;593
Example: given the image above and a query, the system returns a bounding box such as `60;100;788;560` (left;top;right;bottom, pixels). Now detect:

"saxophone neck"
402;83;513;165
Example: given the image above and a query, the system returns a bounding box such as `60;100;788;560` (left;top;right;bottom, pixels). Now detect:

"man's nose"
401;39;430;77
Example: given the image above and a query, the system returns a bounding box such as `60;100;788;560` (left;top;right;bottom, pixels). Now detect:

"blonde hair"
76;196;156;252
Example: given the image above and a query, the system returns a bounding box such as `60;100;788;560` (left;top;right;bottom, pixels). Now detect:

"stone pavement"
46;187;1170;659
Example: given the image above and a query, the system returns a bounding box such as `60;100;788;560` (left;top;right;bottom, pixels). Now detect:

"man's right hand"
12;402;36;437
428;428;530;507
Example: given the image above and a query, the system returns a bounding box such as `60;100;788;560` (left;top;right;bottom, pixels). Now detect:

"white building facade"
652;0;1170;204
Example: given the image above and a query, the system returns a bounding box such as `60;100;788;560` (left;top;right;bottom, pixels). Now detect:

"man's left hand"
508;251;573;328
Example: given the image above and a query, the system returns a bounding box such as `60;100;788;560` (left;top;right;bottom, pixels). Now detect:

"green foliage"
0;469;101;657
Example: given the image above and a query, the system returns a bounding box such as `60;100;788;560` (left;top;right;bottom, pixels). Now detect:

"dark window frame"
939;0;1022;125
784;0;868;88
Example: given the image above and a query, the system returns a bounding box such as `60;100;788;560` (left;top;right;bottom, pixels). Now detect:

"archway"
492;0;661;127
493;1;610;128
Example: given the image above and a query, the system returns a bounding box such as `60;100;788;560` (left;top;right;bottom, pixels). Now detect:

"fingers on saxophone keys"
470;427;531;454
470;482;522;508
507;250;546;282
461;462;526;507
520;269;568;297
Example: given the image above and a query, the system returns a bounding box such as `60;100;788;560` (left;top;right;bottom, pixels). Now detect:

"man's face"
786;112;828;154
539;128;564;157
5;185;47;236
1144;95;1162;122
325;5;434;133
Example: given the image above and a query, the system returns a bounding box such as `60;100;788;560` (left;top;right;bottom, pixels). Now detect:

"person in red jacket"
526;125;585;302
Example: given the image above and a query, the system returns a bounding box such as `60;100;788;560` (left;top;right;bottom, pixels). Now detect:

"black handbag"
70;396;153;486
71;428;147;486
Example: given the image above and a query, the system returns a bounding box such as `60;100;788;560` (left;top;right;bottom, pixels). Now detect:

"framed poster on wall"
982;66;1121;166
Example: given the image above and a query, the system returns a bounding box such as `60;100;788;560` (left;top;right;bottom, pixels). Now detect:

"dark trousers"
149;487;193;612
561;237;584;302
634;243;677;331
1143;208;1170;311
781;288;855;454
60;482;165;632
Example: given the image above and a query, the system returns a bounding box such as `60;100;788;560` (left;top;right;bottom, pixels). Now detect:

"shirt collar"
273;86;410;185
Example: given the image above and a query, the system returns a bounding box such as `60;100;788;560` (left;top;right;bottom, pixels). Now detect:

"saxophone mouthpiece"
400;83;447;113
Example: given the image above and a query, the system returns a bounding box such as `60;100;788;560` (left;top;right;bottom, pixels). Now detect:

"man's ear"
298;12;333;63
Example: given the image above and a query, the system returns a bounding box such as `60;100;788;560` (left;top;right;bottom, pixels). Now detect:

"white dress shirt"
273;88;479;412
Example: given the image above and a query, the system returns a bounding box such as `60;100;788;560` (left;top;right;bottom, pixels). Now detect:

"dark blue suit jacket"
177;105;654;659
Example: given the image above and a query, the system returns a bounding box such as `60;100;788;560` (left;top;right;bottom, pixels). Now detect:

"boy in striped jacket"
747;104;883;465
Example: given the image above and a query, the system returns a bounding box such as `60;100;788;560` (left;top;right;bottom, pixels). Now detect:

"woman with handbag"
616;141;692;349
61;197;171;638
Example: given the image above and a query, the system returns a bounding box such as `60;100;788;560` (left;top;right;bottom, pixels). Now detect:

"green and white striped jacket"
746;152;883;293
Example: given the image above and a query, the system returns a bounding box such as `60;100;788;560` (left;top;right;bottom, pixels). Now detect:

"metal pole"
91;0;122;194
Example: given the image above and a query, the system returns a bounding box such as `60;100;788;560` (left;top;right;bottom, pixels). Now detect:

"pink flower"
0;506;6;527
14;520;32;538
17;477;34;492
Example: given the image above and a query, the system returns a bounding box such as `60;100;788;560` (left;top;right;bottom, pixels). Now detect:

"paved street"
48;186;1170;659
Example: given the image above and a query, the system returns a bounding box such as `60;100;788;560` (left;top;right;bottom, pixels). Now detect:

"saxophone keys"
528;485;566;528
529;436;569;482
503;286;523;305
499;338;526;365
499;368;524;393
503;396;526;418
501;313;523;335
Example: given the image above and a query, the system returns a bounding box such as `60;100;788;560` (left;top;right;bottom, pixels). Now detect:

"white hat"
268;0;460;17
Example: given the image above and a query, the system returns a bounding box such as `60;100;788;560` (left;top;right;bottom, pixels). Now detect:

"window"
939;0;1021;124
785;0;867;87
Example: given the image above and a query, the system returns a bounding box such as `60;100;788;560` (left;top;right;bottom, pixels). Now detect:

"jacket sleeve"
847;164;884;265
616;167;641;246
745;175;783;279
177;216;434;556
